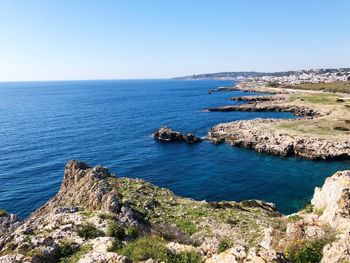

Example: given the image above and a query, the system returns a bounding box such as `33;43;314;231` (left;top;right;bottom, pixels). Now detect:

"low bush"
152;223;194;245
0;209;7;217
118;235;168;262
77;223;101;239
288;214;302;222
176;220;197;235
106;221;125;240
118;235;202;262
285;239;331;263
304;203;313;213
218;238;232;253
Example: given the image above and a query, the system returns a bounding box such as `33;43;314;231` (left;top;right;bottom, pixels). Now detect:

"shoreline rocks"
153;126;202;144
208;118;350;160
2;161;350;262
207;103;321;117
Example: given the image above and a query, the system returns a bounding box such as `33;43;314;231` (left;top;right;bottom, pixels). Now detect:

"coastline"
2;161;350;262
206;83;350;160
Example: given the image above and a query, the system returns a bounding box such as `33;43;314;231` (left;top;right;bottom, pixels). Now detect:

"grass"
273;118;350;137
218;238;232;253
176;220;198;235
116;235;202;263
282;82;350;94
77;223;101;239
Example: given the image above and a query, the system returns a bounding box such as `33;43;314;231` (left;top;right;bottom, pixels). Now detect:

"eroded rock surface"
2;161;350;262
153;126;202;143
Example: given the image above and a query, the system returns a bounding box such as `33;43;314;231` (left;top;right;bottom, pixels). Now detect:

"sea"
0;79;349;218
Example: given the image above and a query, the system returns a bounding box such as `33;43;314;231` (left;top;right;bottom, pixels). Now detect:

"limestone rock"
153;127;202;143
311;170;350;230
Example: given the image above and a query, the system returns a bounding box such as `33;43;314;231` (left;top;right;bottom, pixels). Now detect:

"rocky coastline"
206;83;350;160
2;161;350;262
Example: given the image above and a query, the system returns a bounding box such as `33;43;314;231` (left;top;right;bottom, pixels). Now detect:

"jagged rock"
153;127;202;143
312;170;350;230
0;211;21;237
3;161;350;262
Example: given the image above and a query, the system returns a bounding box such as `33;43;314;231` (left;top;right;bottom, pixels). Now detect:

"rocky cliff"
1;161;350;262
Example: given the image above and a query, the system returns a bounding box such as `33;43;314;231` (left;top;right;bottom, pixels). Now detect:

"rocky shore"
207;103;321;117
209;118;350;160
206;82;350;160
1;161;350;262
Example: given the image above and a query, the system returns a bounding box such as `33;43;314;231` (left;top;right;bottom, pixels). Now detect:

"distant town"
177;68;350;85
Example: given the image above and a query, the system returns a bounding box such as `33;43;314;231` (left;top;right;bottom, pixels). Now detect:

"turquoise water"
0;79;349;218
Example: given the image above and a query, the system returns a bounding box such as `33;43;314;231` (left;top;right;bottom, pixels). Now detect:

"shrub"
107;239;123;252
333;126;350;131
288;214;302;222
176;220;197;235
0;209;7;217
59;240;74;258
152;223;194;245
218;238;232;253
304;203;313;213
60;244;92;263
286;239;330;263
98;212;116;220
125;226;138;239
118;235;168;262
168;251;203;263
107;221;125;240
77;223;101;239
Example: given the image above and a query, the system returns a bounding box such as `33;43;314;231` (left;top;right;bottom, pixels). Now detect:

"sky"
0;0;349;81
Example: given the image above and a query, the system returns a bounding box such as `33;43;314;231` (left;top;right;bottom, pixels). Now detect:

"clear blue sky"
0;0;349;81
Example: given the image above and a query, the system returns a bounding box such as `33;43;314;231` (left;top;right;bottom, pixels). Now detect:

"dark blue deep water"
0;79;349;218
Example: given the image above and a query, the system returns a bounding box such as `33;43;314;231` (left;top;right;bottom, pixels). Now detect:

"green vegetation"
282;82;350;93
117;235;169;262
288;214;302;222
106;221;125;240
304;203;314;213
117;235;202;263
176;220;198;235
60;244;92;263
58;240;74;258
0;209;7;217
98;212;116;220
218;238;232;253
125;226;139;238
285;238;333;263
77;223;101;239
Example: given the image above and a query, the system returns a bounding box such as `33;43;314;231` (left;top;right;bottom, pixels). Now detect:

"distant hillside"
175;68;350;80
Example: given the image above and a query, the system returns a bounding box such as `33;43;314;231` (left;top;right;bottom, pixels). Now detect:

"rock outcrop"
153;126;202;143
0;211;21;238
207;103;320;117
229;95;287;102
209;118;350;160
2;161;350;262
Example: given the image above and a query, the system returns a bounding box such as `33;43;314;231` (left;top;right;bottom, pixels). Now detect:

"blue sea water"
0;79;349;218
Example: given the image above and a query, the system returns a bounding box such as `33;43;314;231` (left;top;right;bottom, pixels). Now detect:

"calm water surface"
0;79;349;218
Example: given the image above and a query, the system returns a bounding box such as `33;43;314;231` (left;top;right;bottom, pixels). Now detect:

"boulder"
153;127;202;144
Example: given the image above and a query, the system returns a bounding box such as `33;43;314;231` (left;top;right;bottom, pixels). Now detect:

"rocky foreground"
1;161;350;262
